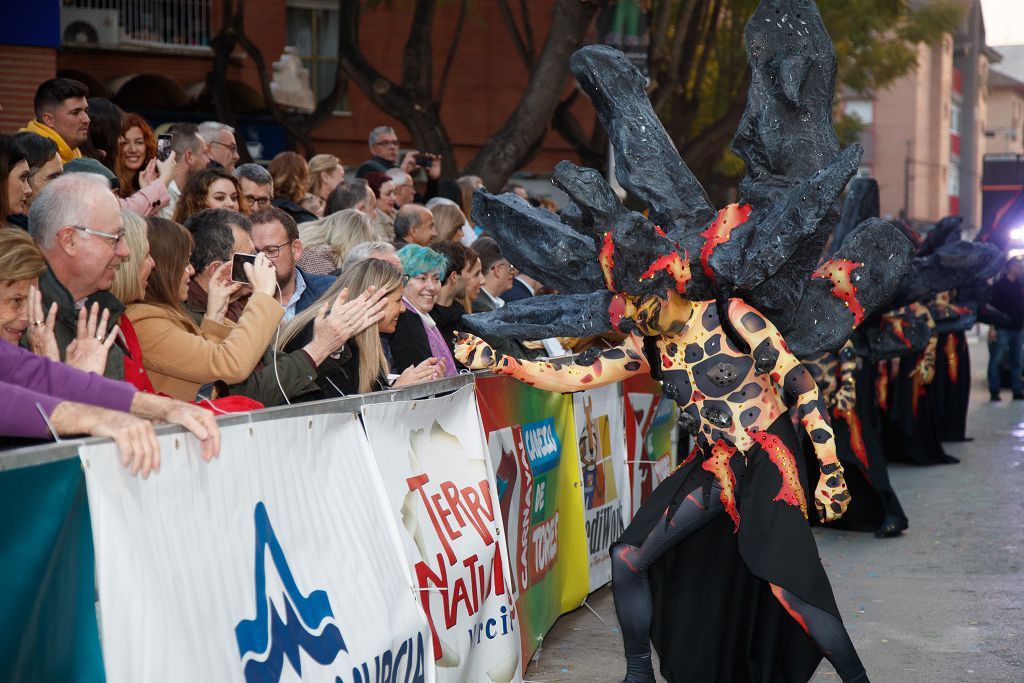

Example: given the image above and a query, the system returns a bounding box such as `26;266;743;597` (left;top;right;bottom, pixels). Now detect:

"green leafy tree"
641;0;965;203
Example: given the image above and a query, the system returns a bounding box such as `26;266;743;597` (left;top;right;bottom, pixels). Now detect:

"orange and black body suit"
805;342;908;536
928;292;974;442
458;297;867;682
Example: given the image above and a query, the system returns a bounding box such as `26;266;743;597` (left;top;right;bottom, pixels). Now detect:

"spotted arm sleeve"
455;333;649;393
726;300;849;520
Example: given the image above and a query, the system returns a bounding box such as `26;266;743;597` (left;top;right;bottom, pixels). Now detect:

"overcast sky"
981;0;1023;46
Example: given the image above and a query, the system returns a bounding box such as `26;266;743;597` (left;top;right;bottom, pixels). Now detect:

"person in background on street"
28;173;131;380
356;125;411;178
338;240;401;274
386;244;456;378
429;240;470;354
393;204;437;248
308;154;345;205
281;258;440;395
198;121;240;172
456;174;483;245
269;151;317;224
987;257;1024;401
20;78;90;164
3;227;112;377
249;206;335;322
366;171;398;240
387;169;416;208
297;209;377;275
299;192;325;219
500;271;546;304
1;136;32;228
0;226;220;472
12;133;62;221
325;177;376;220
160;123;209;219
429;201;466;244
106;210;159;392
501;182;529;201
183;208;378;406
233;163;274;213
470;236;539;359
173;168;244;222
80;98;124;172
126;216;283;401
115;113;175;216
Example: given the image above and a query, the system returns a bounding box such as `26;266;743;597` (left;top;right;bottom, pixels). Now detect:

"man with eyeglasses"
249;206;336;322
27;172;131;380
355;125;420;179
199;121;240;172
234;163;274;212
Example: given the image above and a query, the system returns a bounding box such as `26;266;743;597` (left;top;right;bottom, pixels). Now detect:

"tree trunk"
462;0;604;190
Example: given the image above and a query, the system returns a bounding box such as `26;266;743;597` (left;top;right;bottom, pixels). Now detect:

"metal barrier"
0;373;478;473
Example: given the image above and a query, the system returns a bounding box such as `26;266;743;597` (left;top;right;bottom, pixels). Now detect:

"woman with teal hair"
385;244;457;377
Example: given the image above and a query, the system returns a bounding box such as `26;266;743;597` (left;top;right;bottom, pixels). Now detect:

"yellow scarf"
20;119;82;163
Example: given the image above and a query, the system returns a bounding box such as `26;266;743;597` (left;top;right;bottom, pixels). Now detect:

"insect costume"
456;1;920;680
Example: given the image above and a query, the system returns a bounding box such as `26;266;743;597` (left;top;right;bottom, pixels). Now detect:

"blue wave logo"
236;502;347;682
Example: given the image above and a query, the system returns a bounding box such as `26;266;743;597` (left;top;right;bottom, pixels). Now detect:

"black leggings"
609;485;867;682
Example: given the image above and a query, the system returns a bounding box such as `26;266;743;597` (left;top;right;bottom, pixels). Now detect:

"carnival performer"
455;3;920;679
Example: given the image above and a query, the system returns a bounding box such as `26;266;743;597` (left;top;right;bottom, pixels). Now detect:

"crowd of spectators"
1;77;567;475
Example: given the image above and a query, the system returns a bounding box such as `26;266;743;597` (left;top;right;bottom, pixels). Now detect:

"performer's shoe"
874;514;908;538
991;392;1002;402
936;453;960;464
1013;393;1024;400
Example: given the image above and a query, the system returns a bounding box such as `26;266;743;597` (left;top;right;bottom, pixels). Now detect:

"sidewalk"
525;337;1024;682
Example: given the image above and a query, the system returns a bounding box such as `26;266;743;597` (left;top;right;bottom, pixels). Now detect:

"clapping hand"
66;302;120;375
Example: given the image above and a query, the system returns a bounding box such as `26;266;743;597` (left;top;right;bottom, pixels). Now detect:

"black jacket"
989;276;1024;331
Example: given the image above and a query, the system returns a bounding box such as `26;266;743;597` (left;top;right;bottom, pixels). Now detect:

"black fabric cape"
802;362;907;532
934;331;972;442
882;353;951;465
618;413;838;681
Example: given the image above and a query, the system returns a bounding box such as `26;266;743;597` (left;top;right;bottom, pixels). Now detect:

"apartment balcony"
61;0;213;54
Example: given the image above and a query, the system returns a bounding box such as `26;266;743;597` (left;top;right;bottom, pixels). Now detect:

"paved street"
525;337;1024;682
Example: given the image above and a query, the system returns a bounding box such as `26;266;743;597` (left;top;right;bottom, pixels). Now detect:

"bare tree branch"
438;0;468;104
401;0;436;95
519;0;535;60
496;0;534;70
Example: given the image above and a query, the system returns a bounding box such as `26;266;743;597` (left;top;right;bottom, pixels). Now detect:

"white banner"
361;386;522;683
572;385;630;591
82;412;433;683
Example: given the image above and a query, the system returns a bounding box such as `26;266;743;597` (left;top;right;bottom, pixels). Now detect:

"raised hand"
25;285;60;361
306;285;389;363
65;302;119;375
245;252;279;298
454;333;496;370
139;158;159;188
815;464;851;523
206;261;243;323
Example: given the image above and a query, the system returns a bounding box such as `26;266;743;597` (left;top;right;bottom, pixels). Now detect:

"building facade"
841;0;997;232
0;0;596;182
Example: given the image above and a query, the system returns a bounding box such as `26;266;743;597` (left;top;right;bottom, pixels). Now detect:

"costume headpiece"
464;0;917;357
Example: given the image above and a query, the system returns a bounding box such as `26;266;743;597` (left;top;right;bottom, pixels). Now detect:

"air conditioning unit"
61;8;119;47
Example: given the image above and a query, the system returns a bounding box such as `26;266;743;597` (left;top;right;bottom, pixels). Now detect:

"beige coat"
126;293;284;401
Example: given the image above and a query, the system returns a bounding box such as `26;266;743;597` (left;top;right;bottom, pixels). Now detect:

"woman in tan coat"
126;216;283;401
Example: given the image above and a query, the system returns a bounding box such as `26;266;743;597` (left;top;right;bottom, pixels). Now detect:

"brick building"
840;0;998;232
0;0;596;182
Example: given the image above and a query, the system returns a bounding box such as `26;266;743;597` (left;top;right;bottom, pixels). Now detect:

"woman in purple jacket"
0;228;220;475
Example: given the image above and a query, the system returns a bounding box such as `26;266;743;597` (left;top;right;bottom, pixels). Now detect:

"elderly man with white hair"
199;121;240;172
28;172;131;379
